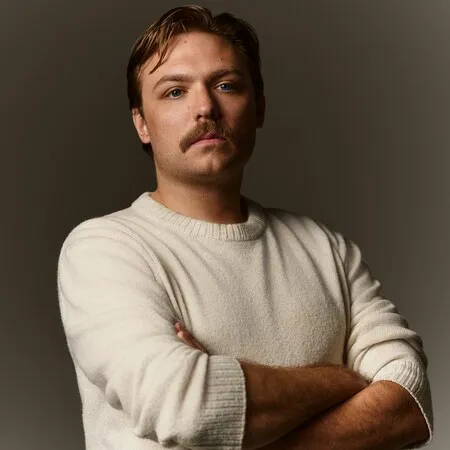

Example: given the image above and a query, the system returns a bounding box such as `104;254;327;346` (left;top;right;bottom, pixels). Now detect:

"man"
57;5;433;449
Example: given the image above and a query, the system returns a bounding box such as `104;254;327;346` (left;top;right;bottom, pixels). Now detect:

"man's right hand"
175;322;208;353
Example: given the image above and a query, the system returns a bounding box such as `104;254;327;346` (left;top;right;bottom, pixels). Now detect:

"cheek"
147;111;185;142
234;98;257;121
232;103;257;132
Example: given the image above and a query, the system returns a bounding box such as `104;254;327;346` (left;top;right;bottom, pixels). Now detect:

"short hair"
126;5;264;159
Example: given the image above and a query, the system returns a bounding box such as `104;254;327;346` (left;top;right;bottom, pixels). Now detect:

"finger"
174;324;207;352
177;331;193;346
175;322;186;333
178;331;205;352
179;331;196;347
189;336;206;352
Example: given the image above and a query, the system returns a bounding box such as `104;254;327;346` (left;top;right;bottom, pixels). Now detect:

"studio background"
1;1;448;449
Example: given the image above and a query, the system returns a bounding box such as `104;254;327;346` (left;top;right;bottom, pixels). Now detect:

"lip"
192;132;226;145
193;137;226;145
196;132;223;140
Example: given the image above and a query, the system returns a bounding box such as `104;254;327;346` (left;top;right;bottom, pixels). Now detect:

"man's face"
132;31;265;186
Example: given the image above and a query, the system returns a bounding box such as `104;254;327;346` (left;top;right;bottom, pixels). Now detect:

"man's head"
127;5;265;186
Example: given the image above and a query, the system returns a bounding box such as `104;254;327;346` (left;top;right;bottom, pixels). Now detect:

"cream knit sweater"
57;191;433;449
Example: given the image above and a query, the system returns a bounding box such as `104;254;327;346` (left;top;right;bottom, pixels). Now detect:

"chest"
155;237;348;367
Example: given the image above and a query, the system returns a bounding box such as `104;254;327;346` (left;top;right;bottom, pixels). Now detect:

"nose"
191;85;221;122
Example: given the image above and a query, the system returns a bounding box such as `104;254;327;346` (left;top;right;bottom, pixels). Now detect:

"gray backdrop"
1;0;448;448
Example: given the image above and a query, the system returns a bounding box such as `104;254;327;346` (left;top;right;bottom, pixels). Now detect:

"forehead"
143;31;249;80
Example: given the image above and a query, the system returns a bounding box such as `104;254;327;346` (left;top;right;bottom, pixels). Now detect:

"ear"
132;108;151;144
255;94;266;129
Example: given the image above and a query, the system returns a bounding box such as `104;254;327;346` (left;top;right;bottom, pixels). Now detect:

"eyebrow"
151;67;246;92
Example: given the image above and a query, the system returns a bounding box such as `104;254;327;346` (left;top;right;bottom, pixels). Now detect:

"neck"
150;179;247;224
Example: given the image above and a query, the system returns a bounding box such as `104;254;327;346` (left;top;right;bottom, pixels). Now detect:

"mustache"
180;123;234;152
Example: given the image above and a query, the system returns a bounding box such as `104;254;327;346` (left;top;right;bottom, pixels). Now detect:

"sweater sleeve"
331;232;433;449
57;218;246;449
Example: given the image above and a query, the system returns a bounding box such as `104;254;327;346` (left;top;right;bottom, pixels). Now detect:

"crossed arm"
258;380;428;450
175;322;430;450
59;222;432;449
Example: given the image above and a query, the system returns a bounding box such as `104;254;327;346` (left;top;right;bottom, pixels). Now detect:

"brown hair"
126;5;264;158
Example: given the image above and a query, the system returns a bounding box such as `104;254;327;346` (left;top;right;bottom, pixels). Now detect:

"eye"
217;82;235;92
166;88;183;99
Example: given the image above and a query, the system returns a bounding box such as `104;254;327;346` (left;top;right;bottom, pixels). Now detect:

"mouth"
193;132;226;145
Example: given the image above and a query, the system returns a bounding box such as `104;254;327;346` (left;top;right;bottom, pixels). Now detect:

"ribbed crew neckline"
131;192;267;241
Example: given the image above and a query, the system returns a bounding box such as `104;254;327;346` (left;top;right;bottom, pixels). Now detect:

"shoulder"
59;205;149;261
265;206;346;248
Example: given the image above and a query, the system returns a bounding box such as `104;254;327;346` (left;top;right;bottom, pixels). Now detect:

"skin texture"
132;31;265;224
